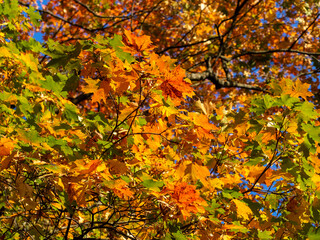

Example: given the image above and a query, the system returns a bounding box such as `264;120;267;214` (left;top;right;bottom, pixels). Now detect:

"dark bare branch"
288;12;320;50
73;0;131;19
232;49;320;60
186;70;266;92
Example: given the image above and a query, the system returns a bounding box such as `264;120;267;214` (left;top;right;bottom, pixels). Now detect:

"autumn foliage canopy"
1;0;320;239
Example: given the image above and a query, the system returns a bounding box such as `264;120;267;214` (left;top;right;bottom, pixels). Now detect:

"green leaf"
281;156;297;173
258;230;273;239
95;34;110;45
109;34;135;63
242;199;263;217
40;75;63;95
245;156;264;166
301;123;320;142
0;91;12;101
297;101;318;121
250;98;266;115
46;42;82;70
0;0;19;20
119;96;129;104
46;56;69;69
120;175;131;183
141;174;164;192
70;42;82;58
18;128;43;144
138;117;147;126
62;74;79;92
263;94;275;109
222;189;243;199
18;38;44;53
16;96;32;117
60;145;74;156
26;6;41;26
172;231;187;240
308;229;320;240
164;233;172;240
280;94;299;108
63;103;79;123
46;136;74;157
142;179;164;192
43;164;62;173
299;135;316;156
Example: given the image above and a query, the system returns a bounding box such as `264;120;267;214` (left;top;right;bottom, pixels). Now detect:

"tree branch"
288;12;320;50
232;49;320;60
69;93;93;105
73;0;132;19
186;70;266;92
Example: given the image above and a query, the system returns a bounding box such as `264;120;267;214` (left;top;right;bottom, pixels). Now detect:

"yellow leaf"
259;127;276;144
100;169;111;180
283;79;313;101
121;29;155;54
232;199;253;220
186;162;210;188
286;120;298;134
20;53;38;71
221;235;233;240
293;79;313;100
195;100;207;115
82;78;99;93
312;173;320;190
209;178;224;190
174;161;188;180
0;47;11;57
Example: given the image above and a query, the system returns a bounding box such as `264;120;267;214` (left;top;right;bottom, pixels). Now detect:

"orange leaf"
122;29;154;54
164;182;207;219
0;138;14;156
78;160;101;175
111;179;134;199
108;159;128;175
16;177;37;210
159;80;183;99
0;156;12;170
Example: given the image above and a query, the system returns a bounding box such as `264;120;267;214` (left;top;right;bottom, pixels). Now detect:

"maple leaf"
0;155;13;170
163;182;207;219
121;29;154;54
77;159;101;176
232;199;253;220
0;138;15;156
3;1;320;239
185;162;210;188
186;112;217;139
159;80;183;99
159;65;194;101
283;79;313;101
108;159;128;175
16;177;37;211
111;179;134;199
291;79;313;100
